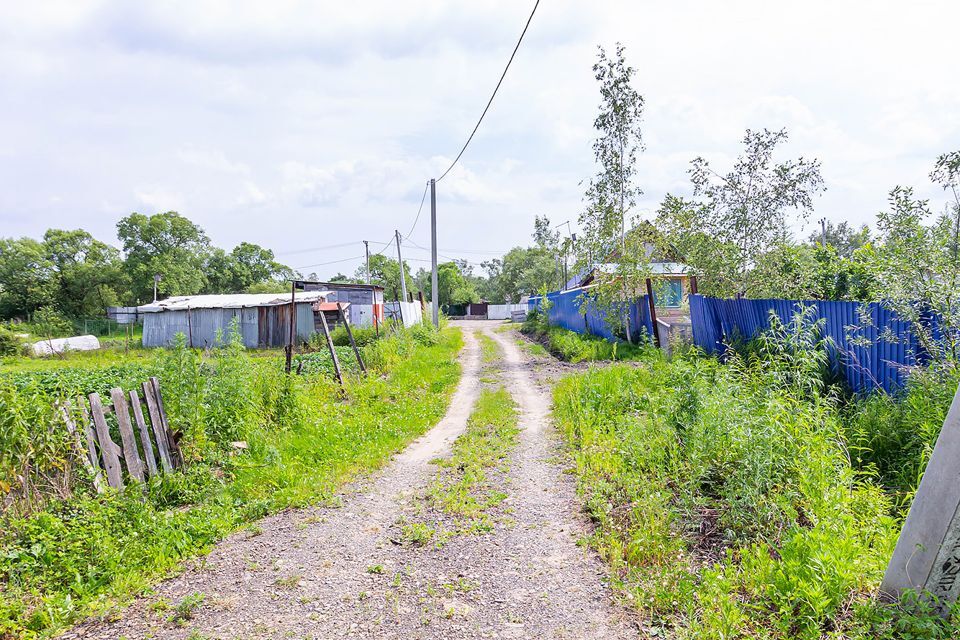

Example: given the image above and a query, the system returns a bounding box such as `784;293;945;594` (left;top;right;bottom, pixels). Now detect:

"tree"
0;237;54;318
42;229;128;317
658;128;825;297
482;246;557;303
577;43;649;341
117;212;211;302
870;151;960;360
807;221;870;258
205;242;292;293
355;254;413;302
749;243;874;301
421;261;479;306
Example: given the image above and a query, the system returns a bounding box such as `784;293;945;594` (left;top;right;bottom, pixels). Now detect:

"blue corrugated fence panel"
687;294;926;395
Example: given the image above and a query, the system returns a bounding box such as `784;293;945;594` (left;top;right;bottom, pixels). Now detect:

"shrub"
551;318;958;637
329;325;380;348
0;327;23;357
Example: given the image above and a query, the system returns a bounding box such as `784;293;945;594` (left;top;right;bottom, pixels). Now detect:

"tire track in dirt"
66;323;632;639
67;330;482;640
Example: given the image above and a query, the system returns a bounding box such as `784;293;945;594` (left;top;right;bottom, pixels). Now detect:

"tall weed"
552;314;958;637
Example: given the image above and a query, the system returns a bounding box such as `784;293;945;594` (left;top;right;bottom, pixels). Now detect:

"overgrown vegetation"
428;386;519;536
551;316;959;638
0;323;462;638
427;335;519;537
520;306;654;363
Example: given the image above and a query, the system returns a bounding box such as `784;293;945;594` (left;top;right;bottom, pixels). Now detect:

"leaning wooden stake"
317;309;343;385
337;303;366;374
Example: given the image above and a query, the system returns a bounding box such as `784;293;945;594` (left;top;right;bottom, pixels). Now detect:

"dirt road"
67;322;630;640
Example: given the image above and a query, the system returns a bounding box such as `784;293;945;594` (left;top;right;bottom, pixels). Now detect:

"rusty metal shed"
138;291;330;348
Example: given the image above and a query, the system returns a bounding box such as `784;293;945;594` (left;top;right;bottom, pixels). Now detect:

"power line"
295;255;365;270
276;241;362;256
405;181;430;239
402;238;487;265
435;0;540;183
371;236;395;257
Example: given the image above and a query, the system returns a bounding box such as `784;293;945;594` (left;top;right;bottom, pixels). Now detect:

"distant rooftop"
139;291;330;312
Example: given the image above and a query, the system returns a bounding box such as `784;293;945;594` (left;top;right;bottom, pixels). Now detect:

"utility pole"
820;218;828;247
363;240;370;284
395;229;408;305
430;179;439;327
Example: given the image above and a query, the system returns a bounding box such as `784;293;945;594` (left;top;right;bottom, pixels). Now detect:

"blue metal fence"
689;294;925;394
527;287;655;343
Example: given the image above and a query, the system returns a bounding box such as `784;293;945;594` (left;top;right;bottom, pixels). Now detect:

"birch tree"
578;43;648;341
659;128;825;297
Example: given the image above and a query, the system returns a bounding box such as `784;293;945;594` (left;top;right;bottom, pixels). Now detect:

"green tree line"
0;212;293;320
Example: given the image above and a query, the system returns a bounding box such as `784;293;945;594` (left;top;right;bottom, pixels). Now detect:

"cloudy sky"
1;1;958;278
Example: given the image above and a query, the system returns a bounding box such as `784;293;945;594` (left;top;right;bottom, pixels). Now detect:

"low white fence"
383;301;424;328
486;304;528;320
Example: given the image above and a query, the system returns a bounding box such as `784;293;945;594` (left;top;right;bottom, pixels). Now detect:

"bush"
844;362;960;503
0;327;23;357
551;319;958;638
0;324;465;636
329;325;379;348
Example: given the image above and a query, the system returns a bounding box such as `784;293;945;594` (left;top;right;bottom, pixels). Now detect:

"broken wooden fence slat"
110;388;145;483
129;389;158;478
87;392;124;489
60;401;104;494
77;399;106;493
150;377;181;468
142;380;173;473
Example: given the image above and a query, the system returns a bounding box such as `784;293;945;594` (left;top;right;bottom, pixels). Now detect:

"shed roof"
139;291;330;313
575;261;690;288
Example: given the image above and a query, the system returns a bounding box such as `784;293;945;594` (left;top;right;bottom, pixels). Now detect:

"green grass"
0;324;463;638
520;313;654;363
429;386;519;534
552;346;959;638
475;331;501;364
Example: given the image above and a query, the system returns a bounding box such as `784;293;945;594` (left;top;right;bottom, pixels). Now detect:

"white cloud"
0;0;958;277
133;187;183;212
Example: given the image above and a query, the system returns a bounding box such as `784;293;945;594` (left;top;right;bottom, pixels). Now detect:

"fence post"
338;302;366;374
645;278;661;348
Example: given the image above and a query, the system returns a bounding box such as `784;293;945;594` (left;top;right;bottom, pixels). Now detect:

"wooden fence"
60;377;182;492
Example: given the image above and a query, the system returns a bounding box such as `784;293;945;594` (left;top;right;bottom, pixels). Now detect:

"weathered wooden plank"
317;308;343;385
150;377;182;468
60;401;104;493
110;388;145;483
338;302;366;374
129;389;158;478
76;398;106;488
142;381;173;473
87;393;123;489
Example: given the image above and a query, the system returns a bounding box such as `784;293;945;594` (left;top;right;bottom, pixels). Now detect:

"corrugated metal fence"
527;287;655;343
689;294;926;394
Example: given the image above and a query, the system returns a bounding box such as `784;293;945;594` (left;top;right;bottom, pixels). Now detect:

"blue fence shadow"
527;287;655;343
690;294;926;394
